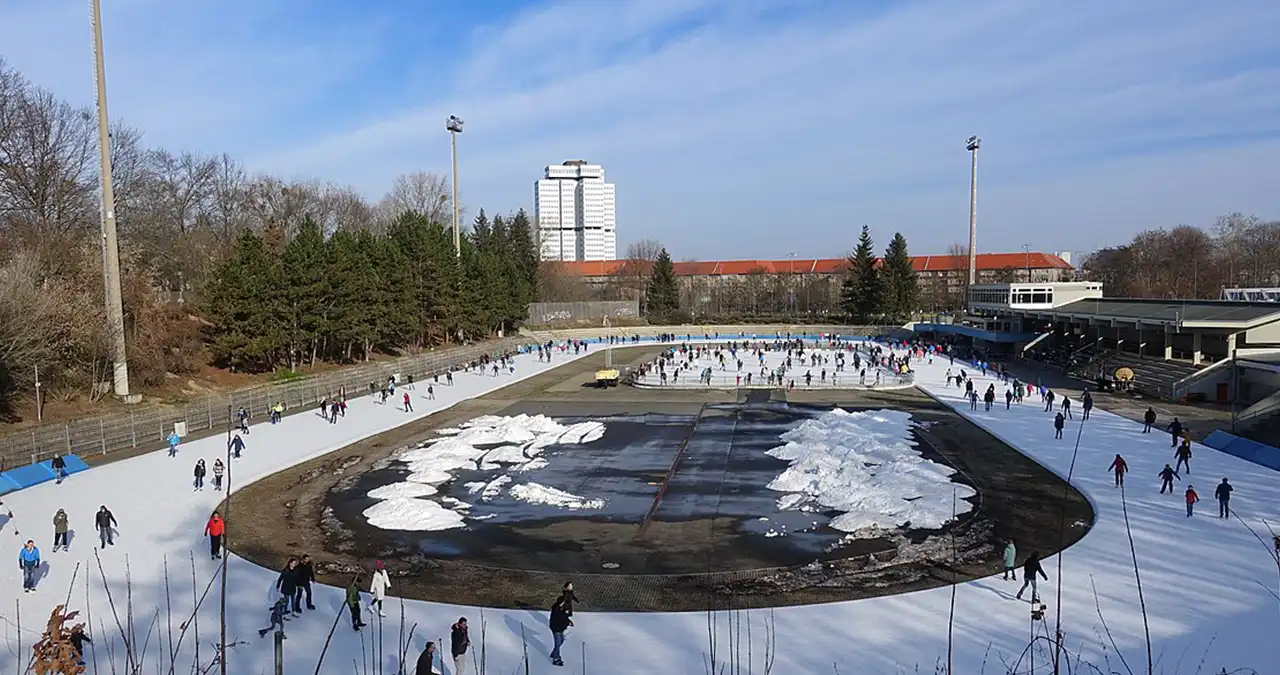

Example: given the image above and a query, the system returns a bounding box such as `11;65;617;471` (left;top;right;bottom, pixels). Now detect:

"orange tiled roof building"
548;252;1073;315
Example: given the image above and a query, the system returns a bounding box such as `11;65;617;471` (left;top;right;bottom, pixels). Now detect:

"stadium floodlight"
446;116;464;256
966;135;981;152
446;115;464;133
965;136;981;291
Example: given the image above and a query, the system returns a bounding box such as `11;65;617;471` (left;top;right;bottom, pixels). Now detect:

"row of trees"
841;227;920;322
0;56;528;416
203;211;537;372
1081;214;1280;298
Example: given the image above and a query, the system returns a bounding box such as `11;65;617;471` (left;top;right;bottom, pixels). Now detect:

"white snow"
765;408;976;534
3;336;1279;675
508;482;606;510
363;497;466;531
366;482;437;499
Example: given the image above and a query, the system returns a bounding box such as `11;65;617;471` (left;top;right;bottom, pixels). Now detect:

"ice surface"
363;497;466;531
508;482;606;510
7;338;1280;675
765;408;976;534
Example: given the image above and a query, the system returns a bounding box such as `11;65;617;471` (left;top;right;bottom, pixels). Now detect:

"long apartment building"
534;160;617;262
550;252;1075;314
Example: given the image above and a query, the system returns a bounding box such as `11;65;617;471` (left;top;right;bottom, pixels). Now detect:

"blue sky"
3;0;1279;260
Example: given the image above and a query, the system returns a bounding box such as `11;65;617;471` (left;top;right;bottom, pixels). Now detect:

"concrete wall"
526;301;640;326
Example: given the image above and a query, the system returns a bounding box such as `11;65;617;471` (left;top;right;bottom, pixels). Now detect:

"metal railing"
0;339;525;470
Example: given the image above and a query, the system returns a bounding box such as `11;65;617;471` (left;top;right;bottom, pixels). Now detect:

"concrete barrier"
1202;430;1280;472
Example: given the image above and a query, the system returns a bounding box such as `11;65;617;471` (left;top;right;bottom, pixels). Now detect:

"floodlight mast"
447;115;464;258
965;135;981;290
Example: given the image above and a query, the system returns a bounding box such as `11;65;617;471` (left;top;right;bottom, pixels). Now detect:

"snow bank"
363;414;608;531
367;482;437;499
508;482;605;510
363;498;465;531
766;408;975;534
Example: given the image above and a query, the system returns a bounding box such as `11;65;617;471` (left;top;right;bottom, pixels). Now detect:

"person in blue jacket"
19;539;40;592
168;431;181;457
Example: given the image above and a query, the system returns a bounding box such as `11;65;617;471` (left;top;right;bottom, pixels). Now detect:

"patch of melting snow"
363;498;465;531
766;408;975;536
508;482;605;510
363;414;608;531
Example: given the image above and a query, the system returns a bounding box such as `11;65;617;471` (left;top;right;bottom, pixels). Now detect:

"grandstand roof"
1046;298;1280;328
551;252;1073;277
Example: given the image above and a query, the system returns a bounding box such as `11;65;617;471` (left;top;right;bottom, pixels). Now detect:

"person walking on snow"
1215;478;1233;518
95;505;117;548
1109;454;1128;487
1174;440;1192;474
403;391;413;413
451;617;471;675
1167;418;1183;447
53;509;69;552
1081;390;1093;420
1053;412;1065;439
276;557;301;616
1159;464;1180;494
346;575;366;630
549;594;573;667
1044;390;1056;412
1015;551;1049;603
1143;407;1156;433
212;459;225;491
19;540;40;592
1005;388;1013;410
167;430;181;457
193;459;206;491
1002;540;1017;580
1061;396;1072;419
205;511;225;560
229;434;245;459
296;554;316;610
369;560;391;617
237;407;250;434
1184;485;1200;517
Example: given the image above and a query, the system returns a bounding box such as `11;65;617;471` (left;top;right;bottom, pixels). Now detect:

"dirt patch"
227;351;1094;611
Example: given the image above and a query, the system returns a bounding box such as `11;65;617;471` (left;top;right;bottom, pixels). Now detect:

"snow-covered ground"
766;408;977;535
631;342;915;389
2;340;1279;674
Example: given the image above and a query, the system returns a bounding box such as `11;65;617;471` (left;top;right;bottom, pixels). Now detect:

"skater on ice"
19;539;40;592
193;459;206;490
345;574;366;630
52;508;68;552
1002;539;1016;580
1014;551;1049;603
1175;440;1193;474
212;458;225;490
1053;412;1065;439
205;511;225;560
451;617;471;674
1159;464;1180;494
1167;417;1183;447
1143;407;1156;433
370;560;391;617
229;433;245;459
1185;485;1200;517
95;505;117;548
296;554;316;611
168;429;181;457
1215;478;1233;518
1109;454;1128;487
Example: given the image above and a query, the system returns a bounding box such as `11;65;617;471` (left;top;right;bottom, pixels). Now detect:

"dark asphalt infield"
229;346;1093;611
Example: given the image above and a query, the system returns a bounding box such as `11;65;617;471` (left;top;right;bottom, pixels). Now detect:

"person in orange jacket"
205;512;226;560
1108;454;1128;487
1184;485;1199;517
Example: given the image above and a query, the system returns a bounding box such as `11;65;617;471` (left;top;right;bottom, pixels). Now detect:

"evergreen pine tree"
281;216;329;367
204;230;287;371
645;248;680;319
881;232;919;321
507;209;539;297
840;225;883;322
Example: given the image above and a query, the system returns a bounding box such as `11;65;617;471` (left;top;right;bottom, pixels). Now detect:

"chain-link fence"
0;338;525;470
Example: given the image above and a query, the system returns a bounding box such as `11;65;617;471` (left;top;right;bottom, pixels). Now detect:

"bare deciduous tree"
378;171;451;225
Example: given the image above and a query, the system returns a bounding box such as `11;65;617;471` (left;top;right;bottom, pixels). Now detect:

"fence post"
207;398;213;430
100;419;106;455
30;432;37;465
64;425;71;453
130;411;137;448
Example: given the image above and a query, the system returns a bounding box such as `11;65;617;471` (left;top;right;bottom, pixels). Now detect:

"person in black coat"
415;641;437;675
296;554;316;611
276;557;301;615
1159;464;1180;494
94;506;117;548
1214;478;1233;518
1053;412;1065;439
1167;418;1183;447
1143;407;1156;433
450;618;470;674
1015;551;1049;603
1081;390;1093;420
69;625;91;665
549;596;573;666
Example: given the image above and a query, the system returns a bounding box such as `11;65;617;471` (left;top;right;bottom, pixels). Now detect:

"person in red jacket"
1109;454;1128;487
403;391;413;413
1184;485;1199;517
205;512;226;560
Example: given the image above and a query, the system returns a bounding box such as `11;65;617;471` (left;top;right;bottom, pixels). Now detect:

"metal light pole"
966;135;981;289
91;0;131;398
788;252;797;315
1022;244;1031;282
446;115;464;258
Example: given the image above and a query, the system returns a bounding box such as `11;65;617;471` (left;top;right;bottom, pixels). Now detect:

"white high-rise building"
534;160;616;261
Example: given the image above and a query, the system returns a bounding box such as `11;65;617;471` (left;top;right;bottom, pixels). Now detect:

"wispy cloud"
3;0;1279;257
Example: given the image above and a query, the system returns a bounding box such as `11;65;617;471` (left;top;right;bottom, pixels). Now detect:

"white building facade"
534;160;617;261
